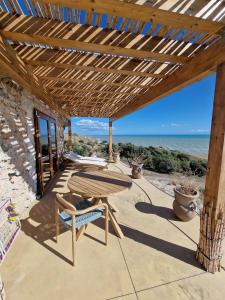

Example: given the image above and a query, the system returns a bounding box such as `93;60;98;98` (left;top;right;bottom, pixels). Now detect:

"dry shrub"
176;178;199;196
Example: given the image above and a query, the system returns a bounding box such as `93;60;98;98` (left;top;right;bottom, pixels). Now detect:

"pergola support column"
109;119;113;162
196;63;225;273
68;119;73;152
0;274;6;300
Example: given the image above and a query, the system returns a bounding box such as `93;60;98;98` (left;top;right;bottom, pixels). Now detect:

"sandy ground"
143;169;205;197
142;169;205;214
3;162;225;300
121;159;205;210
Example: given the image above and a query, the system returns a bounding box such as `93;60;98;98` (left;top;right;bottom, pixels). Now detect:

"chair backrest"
56;194;76;215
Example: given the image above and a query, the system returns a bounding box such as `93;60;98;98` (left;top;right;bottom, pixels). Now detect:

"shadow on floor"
21;196;201;269
91;216;201;270
119;224;201;269
135;201;177;221
20;190;77;265
20;169;201;269
20;170;106;265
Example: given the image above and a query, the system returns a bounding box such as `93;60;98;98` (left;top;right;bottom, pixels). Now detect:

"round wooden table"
68;170;132;238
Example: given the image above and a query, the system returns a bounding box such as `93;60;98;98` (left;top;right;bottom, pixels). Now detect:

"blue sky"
71;73;216;136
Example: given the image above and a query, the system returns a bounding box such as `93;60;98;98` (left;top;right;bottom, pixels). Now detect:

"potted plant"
173;179;199;221
128;153;146;179
112;144;120;163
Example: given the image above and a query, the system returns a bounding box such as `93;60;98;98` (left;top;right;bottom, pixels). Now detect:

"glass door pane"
38;117;51;187
50;122;58;174
34;110;59;195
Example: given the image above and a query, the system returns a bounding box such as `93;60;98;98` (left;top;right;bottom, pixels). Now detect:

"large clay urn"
173;187;199;221
131;163;143;179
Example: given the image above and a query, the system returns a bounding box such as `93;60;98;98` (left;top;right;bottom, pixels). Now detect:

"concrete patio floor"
1;161;225;300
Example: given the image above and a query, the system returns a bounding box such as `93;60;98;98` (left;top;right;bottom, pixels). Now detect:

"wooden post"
68;118;72;152
109;119;113;162
0;274;6;300
196;63;225;273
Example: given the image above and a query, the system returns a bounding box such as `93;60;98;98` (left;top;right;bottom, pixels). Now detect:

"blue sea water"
89;135;210;158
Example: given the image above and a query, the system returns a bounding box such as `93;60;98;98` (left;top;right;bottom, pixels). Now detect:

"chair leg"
72;225;76;266
76;225;86;241
105;208;109;245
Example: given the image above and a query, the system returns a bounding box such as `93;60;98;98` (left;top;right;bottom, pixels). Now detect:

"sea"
88;135;210;159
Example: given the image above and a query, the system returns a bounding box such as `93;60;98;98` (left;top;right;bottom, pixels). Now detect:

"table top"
68;169;132;198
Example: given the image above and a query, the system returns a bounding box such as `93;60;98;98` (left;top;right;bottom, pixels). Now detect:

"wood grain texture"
112;41;225;120
1;1;225;118
67;170;132;198
0;36;68;117
1;30;188;64
203;63;225;215
197;63;225;272
26;59;164;79
39;0;225;35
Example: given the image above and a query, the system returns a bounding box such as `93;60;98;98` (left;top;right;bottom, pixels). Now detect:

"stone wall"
0;77;67;215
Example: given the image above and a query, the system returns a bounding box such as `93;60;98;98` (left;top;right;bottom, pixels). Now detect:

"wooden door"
34;110;59;196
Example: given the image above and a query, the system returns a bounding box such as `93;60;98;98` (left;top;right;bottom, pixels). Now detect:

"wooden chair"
55;193;108;266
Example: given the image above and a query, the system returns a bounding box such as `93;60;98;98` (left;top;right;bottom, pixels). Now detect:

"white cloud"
76;119;112;131
171;123;189;127
191;129;209;133
161;123;188;128
171;123;181;127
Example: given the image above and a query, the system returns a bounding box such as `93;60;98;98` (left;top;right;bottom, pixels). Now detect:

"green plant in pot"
173;178;199;221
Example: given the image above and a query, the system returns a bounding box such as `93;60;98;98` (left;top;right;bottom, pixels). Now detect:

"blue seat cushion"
59;200;103;228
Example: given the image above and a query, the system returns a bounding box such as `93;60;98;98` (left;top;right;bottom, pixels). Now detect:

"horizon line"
75;133;210;136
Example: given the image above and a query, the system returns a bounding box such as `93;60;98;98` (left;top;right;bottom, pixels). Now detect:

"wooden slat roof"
1;0;225;119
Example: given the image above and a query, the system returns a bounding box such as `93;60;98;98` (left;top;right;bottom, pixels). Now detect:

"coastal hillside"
65;134;206;203
65;134;207;178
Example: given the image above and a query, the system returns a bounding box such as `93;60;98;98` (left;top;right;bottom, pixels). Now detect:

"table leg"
100;197;124;239
108;201;119;213
93;198;101;205
95;197;119;213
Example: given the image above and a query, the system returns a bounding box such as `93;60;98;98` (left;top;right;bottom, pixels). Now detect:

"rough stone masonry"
0;77;67;215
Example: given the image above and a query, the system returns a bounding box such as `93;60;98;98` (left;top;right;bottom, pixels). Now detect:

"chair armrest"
65;203;108;216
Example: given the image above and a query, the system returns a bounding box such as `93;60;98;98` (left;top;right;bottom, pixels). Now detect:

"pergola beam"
112;41;225;120
41;75;148;89
55;96;121;102
40;0;225;36
27;59;163;79
0;35;67;117
47;87;140;96
0;30;188;64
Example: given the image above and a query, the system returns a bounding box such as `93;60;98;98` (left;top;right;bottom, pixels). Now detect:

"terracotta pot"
131;164;143;179
112;152;120;163
173;187;199;221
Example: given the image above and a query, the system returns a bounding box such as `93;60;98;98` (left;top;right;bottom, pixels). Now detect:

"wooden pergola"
1;0;225;273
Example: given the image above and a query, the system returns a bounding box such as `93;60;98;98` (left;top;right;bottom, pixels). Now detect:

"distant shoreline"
84;134;209;159
86;134;210;137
